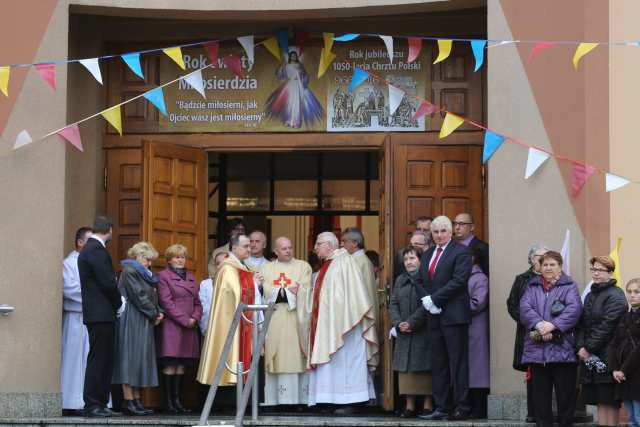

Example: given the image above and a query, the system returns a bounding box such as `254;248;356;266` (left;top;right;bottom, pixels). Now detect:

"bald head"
249;230;267;257
453;213;475;241
274;237;294;262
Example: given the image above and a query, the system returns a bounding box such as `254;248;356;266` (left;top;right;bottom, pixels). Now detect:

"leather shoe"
525;416;536;423
83;407;113;418
418;410;449;420
123;400;148;416
400;409;416;418
448;411;470;421
104;408;122;417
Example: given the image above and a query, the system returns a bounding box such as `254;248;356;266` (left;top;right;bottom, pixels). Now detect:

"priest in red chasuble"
197;234;263;386
305;232;379;413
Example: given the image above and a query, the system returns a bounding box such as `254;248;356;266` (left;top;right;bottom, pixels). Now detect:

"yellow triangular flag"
433;39;453;64
163;47;186;70
262;37;281;61
572;43;598;69
609;237;622;286
318;48;336;79
0;66;10;97
101;105;122;136
323;32;334;53
439;112;464;138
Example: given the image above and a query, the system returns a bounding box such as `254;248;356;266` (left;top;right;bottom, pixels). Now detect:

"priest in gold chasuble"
260;237;312;405
197;235;262;386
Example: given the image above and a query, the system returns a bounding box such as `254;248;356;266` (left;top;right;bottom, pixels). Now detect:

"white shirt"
352;249;366;258
198;278;214;334
248;255;268;269
63;251;82;313
428;239;451;271
89;234;106;248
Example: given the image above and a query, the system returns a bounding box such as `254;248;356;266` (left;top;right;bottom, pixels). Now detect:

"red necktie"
429;246;443;280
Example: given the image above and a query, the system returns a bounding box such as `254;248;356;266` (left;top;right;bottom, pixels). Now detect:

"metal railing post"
252;314;259;421
236;361;244;419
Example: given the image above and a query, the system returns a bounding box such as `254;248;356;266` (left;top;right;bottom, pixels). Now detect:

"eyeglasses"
452;221;472;227
315;241;330;247
590;267;610;273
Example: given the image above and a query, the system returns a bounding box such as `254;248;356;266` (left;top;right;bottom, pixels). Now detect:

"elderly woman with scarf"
112;242;163;416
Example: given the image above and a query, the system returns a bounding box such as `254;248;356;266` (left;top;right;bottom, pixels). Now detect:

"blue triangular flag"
334;34;360;42
143;87;168;116
348;67;369;93
482;130;505;163
276;30;289;54
471;40;487;72
121;52;144;80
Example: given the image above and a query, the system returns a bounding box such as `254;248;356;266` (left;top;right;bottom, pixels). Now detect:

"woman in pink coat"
157;244;203;414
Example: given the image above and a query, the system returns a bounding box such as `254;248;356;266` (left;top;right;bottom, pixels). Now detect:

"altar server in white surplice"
61;227;93;412
260;237;312;405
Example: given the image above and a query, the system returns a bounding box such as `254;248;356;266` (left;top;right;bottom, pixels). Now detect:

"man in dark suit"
453;212;489;276
418;215;472;421
78;216;124;417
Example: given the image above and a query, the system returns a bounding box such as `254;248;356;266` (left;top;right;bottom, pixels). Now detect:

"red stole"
237;268;255;382
308;259;332;369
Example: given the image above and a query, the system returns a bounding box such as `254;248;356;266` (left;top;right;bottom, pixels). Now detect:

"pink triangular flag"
411;100;437;121
57;123;83;152
528;42;555;62
203;42;219;67
34;63;56;91
223;55;244;78
407;37;422;63
571;162;595;196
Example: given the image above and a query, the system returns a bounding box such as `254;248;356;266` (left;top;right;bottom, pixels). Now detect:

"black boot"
173;375;192;414
133;398;153;416
122;399;148;416
164;375;178;415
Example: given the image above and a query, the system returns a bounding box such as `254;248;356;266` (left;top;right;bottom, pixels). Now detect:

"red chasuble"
308;259;332;369
237;268;255;382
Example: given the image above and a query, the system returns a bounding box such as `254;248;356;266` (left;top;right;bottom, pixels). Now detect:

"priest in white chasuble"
260;237;312;405
197;234;262;386
306;232;379;414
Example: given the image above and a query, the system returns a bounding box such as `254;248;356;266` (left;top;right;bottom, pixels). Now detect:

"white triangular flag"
524;147;550;179
183;69;205;98
13;130;33;149
380;35;394;63
388;85;404;116
605;173;631;192
560;229;571;276
78;58;103;85
237;36;255;68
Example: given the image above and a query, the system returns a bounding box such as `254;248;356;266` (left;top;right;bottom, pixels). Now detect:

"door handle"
0;304;15;316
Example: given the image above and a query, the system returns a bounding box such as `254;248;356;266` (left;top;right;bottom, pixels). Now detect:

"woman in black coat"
576;256;628;427
389;246;432;418
505;243;548;422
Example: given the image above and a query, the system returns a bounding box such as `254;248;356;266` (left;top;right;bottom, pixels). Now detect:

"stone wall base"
488;393;528;420
0;393;61;418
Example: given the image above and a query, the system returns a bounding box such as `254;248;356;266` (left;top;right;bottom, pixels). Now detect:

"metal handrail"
197;303;275;427
0;305;15;316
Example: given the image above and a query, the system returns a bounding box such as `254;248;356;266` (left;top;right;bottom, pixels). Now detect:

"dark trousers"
430;320;470;414
526;375;535;418
530;363;577;427
469;388;489;418
84;322;115;410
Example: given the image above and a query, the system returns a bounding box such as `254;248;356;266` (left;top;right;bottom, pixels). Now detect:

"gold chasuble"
352;250;379;327
307;248;379;370
261;259;312;374
197;254;256;386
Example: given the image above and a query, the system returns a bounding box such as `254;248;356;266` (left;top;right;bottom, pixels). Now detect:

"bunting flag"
560;229;571;275
323;32;334;53
101;105;122;136
121;53;144;80
276;30;289;55
334;34;360;42
570;162;596;196
34;63;56;90
317;48;336;78
237;36;255;66
471;40;487;71
482;131;505;163
162;47;186;70
411;100;436;122
439;112;464;138
57;123;83;152
203;42;219;66
407;37;422;63
528;42;555;62
605;173;631;192
380;35;394;63
348;66;369;93
524;147;550;179
13;130;33;150
223;55;244;78
433;39;453;64
0;66;10;97
143;87;168;116
184;69;206;98
262;37;281;61
609;237;622;286
388;85;404;116
79;58;103;84
572;42;598;69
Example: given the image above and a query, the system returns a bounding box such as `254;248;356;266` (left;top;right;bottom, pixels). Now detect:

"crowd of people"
59;214;640;427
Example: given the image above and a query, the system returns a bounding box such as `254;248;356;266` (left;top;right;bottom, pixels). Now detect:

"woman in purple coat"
467;248;489;419
157;244;203;414
520;251;582;427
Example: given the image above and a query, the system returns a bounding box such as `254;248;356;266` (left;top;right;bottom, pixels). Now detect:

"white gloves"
421;295;442;314
117;296;127;318
389;327;398;338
